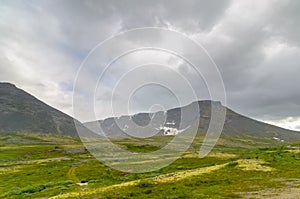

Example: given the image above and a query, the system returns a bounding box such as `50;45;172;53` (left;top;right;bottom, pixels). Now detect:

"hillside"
85;101;300;142
1;82;299;142
0;82;300;198
0;83;79;137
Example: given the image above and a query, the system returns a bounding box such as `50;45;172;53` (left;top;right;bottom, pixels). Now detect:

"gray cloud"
0;0;299;130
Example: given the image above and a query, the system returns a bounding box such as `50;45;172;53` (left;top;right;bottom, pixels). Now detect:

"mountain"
85;101;300;142
0;82;80;137
1;82;299;143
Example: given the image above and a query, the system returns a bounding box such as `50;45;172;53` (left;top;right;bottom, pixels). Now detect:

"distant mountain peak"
85;100;300;143
0;82;299;144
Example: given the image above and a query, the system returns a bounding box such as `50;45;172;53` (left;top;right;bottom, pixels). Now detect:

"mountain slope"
0;82;79;137
85;101;300;142
1;82;299;142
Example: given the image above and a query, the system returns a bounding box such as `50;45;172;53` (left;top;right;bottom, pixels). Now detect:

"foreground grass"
51;163;229;199
0;133;299;198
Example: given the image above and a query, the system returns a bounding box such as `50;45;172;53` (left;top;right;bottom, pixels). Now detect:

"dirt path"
50;163;228;199
240;187;300;199
269;188;300;199
239;179;300;199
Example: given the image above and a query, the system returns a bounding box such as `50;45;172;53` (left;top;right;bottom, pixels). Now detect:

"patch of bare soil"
239;179;300;199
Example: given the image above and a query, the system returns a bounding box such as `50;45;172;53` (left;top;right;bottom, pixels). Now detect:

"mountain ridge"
85;100;300;142
0;82;299;143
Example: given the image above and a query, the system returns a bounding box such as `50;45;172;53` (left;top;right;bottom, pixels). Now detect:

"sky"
0;0;300;131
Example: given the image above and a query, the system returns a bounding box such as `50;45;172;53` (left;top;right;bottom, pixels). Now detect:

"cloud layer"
0;0;299;130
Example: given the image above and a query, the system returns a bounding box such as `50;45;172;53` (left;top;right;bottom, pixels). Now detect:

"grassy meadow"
0;133;300;198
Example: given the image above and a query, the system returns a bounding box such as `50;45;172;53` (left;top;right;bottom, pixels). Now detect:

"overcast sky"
0;0;300;131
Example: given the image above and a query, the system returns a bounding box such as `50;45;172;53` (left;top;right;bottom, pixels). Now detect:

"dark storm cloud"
192;1;300;129
0;0;299;129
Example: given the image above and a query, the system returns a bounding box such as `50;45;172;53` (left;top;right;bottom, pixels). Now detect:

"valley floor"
0;133;300;198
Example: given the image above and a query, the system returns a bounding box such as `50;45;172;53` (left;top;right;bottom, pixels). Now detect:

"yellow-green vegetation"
236;159;274;172
50;163;229;199
0;133;300;198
